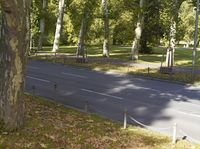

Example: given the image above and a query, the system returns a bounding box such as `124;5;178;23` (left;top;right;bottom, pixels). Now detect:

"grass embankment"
0;95;199;148
30;46;200;84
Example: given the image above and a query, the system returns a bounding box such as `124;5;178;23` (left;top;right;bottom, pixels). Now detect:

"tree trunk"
166;20;176;67
38;0;47;51
0;0;30;129
102;0;110;57
52;0;65;52
192;0;199;79
76;12;88;62
131;0;144;60
166;0;183;67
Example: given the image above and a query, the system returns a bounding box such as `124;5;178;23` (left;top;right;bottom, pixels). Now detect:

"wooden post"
54;83;57;91
54;52;57;63
32;85;36;96
147;67;150;76
85;100;89;112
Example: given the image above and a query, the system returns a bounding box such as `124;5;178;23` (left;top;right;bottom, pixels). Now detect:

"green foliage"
29;0;198;51
31;0;57;46
140;0;162;53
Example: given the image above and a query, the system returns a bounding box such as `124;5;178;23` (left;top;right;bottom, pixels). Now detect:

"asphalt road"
26;60;200;144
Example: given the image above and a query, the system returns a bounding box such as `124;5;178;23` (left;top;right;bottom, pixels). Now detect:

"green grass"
30;45;200;84
30;55;200;85
0;94;199;148
33;45;200;66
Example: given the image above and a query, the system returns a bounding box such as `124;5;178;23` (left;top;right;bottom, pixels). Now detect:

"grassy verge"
31;45;200;66
0;94;199;148
30;55;200;85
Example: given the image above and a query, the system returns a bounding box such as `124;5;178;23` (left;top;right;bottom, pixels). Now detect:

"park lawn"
35;45;200;66
30;54;200;85
0;94;199;149
30;45;200;84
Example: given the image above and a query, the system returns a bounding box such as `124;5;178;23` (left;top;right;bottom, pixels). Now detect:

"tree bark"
76;12;88;62
102;0;110;57
131;0;144;60
0;0;30;129
38;0;47;51
52;0;65;52
166;0;183;67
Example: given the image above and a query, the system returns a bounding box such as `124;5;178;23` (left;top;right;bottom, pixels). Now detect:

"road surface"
26;60;200;143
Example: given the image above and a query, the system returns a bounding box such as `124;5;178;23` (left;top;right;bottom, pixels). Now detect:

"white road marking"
81;89;124;100
177;110;200;118
27;76;50;83
28;66;39;69
62;72;87;79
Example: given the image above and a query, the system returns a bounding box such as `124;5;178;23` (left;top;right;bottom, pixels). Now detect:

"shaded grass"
29;45;200;85
34;45;200;66
0;94;199;148
30;55;200;84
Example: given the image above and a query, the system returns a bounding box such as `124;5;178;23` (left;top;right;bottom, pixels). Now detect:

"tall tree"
76;10;89;61
52;0;65;52
0;0;30;129
102;0;110;57
166;0;184;67
37;0;47;51
75;0;99;62
140;0;161;54
131;0;144;60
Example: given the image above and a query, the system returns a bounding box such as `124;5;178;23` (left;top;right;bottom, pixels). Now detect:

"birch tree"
102;0;110;57
38;0;47;51
166;0;184;67
52;0;65;52
0;0;30;129
131;0;144;60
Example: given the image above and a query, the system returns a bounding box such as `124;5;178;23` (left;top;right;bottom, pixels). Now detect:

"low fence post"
54;83;57;91
85;100;89;112
123;108;127;129
170;71;173;80
147;67;150;76
172;123;177;144
54;52;57;63
32;85;36;96
63;57;66;64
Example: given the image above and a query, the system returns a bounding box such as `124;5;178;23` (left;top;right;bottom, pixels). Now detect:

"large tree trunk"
38;0;47;51
102;0;110;57
166;0;183;67
52;0;65;52
131;0;144;60
0;0;30;129
76;12;88;62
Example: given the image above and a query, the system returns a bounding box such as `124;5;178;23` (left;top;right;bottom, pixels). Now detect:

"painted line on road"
81;89;124;100
62;72;87;79
28;66;39;70
177;110;200;118
27;76;50;83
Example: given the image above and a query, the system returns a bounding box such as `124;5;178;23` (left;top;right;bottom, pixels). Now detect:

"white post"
123;109;127;129
172;123;177;144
